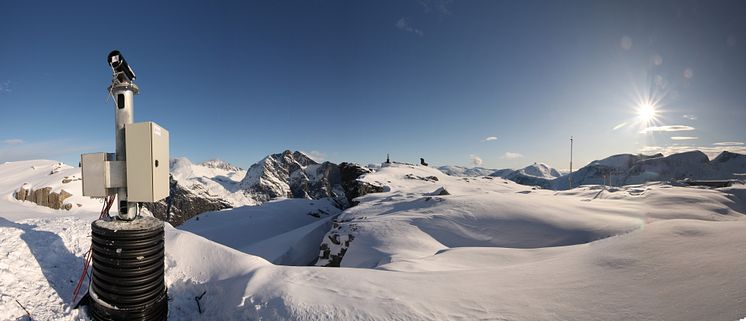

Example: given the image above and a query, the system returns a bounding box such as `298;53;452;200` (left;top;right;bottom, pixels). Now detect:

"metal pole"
110;82;139;220
569;136;573;189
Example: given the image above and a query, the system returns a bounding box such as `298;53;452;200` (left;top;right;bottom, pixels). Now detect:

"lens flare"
638;103;657;122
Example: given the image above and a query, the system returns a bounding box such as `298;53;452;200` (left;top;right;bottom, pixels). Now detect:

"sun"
637;103;657;123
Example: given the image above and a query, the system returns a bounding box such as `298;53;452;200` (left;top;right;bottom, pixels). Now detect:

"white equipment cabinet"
125;121;170;202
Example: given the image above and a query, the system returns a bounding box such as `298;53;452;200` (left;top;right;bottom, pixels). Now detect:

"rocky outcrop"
339;162;385;206
239;151;383;209
14;186;73;211
317;218;358;267
142;183;232;226
239;150;315;201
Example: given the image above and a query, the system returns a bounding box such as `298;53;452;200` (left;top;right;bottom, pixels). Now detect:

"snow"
436;165;499;177
513;162;562;178
2;160;746;320
170;157;255;206
180;198;341;265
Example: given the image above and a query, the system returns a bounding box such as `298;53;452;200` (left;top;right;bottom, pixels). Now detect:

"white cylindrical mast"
110;82;139;220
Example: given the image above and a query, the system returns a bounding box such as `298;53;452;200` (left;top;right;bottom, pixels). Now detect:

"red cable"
72;195;114;303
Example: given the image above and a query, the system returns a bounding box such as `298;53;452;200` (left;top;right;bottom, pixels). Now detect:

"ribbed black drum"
89;217;167;321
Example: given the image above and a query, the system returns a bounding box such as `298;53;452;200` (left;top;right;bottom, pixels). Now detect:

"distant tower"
569;136;574;189
386;153;390;164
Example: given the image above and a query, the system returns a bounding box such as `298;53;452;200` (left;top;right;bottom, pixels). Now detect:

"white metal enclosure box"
125;122;170;202
81;153;126;197
81;153;108;197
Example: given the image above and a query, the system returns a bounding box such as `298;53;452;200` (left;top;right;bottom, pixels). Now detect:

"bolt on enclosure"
125;121;170;202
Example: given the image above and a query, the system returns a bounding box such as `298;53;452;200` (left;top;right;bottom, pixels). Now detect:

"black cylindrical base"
89;217;167;321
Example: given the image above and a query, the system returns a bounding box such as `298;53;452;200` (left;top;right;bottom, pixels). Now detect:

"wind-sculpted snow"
2;160;746;320
180;198;342;266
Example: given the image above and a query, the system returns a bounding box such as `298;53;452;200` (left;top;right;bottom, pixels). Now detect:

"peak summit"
200;159;243;171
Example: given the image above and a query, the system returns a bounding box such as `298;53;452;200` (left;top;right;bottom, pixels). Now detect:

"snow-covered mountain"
514;162;562;179
238;150;383;208
144;152;385;225
438;162;563;187
239;150;338;202
437;165;499;177
199;158;244;172
439;151;746;190
496;162;563;187
553;150;746;190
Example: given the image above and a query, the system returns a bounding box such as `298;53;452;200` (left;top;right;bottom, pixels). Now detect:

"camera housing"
107;50;136;82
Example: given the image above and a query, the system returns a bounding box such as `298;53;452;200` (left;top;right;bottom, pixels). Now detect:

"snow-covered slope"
170;157;252;206
3;159;746;320
0;160;102;221
180;198;342;266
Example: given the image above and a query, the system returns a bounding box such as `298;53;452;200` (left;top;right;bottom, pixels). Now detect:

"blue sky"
1;0;744;170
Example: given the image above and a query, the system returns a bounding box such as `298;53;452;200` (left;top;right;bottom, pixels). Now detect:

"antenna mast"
569;136;573;189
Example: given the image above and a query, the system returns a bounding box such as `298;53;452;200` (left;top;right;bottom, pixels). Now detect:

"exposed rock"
14;187;29;201
240;150;316;202
316;219;357;267
339;162;385;206
59;189;72;203
62;176;81;184
431;187;450;196
35;187;52;207
142;183;232;226
239;151;381;209
404;174;439;182
48;189;72;210
48;192;60;209
14;186;72;211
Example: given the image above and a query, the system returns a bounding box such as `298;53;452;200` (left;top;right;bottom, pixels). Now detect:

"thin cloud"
3;138;24;145
639;125;695;133
482;136;497;142
670;136;698;141
469;154;483;166
0;139;99;163
713;142;744;146
417;0;453;15
612;122;627;130
501;152;523;160
395;18;423;36
0;81;11;94
683;114;697;120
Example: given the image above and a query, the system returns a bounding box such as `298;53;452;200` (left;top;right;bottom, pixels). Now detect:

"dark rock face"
143;183;232;226
339;162;385;206
240;151;382;209
240;150;318;202
155;151;385;226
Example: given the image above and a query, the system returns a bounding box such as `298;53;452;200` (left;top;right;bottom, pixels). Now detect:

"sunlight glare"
638;103;657;122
